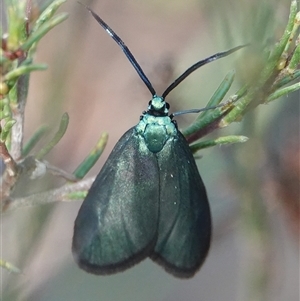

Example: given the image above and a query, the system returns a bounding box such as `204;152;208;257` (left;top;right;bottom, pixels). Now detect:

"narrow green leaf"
267;82;300;102
33;0;67;32
288;41;300;72
20;13;68;51
190;135;248;153
182;72;236;137
4;64;47;81
22;125;50;157
200;70;235;119
0;259;22;274
73;132;109;179
0;120;16;142
273;70;300;89
282;11;300;66
66;191;88;200
36;113;69;160
260;0;298;82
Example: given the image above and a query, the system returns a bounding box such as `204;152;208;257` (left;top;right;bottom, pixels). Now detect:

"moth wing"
151;131;211;278
72;127;159;275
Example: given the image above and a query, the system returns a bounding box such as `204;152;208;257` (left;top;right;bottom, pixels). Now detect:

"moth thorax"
144;123;169;153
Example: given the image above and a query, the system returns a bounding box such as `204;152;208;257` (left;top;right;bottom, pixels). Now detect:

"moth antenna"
162;45;247;98
83;4;157;96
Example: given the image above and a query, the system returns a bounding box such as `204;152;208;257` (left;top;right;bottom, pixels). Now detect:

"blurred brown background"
2;0;299;300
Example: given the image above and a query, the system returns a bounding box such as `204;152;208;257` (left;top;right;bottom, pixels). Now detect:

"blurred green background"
1;0;299;300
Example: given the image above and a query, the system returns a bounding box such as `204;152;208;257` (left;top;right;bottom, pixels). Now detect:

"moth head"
147;96;170;117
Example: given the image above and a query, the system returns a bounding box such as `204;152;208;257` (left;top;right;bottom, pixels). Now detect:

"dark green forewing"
150;131;211;278
72;128;159;274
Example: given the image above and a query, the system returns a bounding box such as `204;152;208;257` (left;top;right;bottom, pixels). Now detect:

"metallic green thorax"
136;96;177;153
